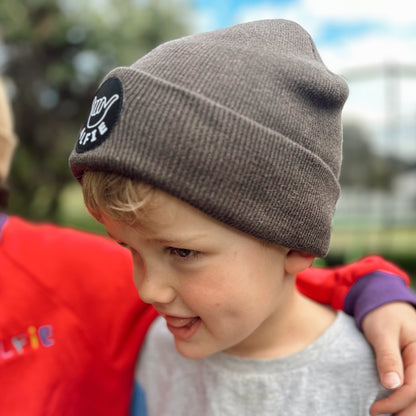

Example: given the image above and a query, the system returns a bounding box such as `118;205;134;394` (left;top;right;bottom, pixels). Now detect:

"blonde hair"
83;170;282;252
81;171;156;225
0;79;18;183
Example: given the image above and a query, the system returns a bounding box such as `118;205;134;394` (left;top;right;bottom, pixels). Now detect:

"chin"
174;339;216;360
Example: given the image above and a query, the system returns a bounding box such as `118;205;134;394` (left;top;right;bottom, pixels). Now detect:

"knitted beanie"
0;79;18;182
69;19;349;257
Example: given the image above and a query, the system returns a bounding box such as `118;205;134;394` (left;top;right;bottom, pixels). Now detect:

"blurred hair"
0;79;18;183
0;182;9;211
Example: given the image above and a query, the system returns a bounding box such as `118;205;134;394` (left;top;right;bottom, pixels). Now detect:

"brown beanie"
0;79;18;183
69;19;349;257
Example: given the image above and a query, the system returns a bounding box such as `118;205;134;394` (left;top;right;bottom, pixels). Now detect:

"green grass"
330;226;416;256
326;226;416;282
57;182;107;235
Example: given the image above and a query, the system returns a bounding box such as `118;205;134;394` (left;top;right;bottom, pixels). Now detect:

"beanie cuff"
71;67;340;256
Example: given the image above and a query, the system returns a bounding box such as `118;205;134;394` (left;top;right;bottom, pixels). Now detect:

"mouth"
186;317;199;327
163;315;201;340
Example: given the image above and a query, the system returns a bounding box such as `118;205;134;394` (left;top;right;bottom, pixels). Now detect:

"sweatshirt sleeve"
344;271;416;328
296;255;413;324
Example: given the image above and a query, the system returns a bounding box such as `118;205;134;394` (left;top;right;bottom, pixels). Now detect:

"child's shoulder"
311;311;386;391
326;311;375;360
304;310;376;373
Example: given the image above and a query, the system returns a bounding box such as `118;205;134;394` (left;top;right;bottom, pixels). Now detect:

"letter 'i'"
28;326;40;349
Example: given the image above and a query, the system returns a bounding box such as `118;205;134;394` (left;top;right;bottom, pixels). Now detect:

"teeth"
186;317;198;328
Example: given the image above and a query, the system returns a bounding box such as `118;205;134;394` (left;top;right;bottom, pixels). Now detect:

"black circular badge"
76;77;123;153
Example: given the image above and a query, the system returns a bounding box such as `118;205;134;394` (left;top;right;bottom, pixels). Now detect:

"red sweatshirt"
0;216;409;415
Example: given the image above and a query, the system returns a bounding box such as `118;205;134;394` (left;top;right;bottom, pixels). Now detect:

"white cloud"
302;0;416;26
227;1;416;72
189;8;218;34
233;0;416;28
320;33;416;73
234;3;320;37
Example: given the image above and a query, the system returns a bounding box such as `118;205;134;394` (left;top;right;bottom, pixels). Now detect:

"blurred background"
1;0;415;277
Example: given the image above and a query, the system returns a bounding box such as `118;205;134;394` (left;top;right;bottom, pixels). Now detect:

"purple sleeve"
344;271;416;330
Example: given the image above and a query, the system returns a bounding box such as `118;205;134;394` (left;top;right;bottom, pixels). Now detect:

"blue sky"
189;0;416;159
190;0;416;71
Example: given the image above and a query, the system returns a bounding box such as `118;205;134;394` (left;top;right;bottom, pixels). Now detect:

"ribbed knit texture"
69;19;349;257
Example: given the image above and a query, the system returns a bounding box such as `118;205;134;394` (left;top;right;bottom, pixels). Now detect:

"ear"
284;250;315;275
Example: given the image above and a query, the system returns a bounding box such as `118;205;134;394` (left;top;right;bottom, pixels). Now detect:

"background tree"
0;0;191;222
341;121;413;190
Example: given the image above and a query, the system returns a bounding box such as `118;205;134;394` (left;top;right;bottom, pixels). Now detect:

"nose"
133;261;176;305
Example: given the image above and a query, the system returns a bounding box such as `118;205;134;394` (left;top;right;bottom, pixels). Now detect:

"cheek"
210;258;283;318
178;269;230;313
189;274;244;317
131;254;146;290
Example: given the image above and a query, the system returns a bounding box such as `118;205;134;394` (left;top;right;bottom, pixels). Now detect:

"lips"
163;315;201;340
164;315;198;327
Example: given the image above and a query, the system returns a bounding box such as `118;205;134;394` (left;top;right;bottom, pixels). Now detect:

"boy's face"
102;191;299;360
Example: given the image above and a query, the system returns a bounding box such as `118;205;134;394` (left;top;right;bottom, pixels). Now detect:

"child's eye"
168;247;199;259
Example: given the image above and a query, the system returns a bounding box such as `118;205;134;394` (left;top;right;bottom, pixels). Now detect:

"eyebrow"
151;234;207;246
106;230;207;246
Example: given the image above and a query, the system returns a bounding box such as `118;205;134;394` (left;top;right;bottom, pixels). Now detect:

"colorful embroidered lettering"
0;325;55;362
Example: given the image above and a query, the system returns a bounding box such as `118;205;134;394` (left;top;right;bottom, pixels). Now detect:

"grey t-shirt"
136;312;391;415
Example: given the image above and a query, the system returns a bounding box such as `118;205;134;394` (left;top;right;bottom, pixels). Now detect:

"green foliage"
0;0;191;221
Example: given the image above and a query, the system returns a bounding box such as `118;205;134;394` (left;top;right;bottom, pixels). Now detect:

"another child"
69;20;410;415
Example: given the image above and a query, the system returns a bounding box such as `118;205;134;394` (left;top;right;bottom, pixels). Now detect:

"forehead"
146;190;212;229
102;189;224;237
103;188;257;246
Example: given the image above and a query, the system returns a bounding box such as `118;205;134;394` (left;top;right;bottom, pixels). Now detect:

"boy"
69;20;413;414
1;77;414;415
